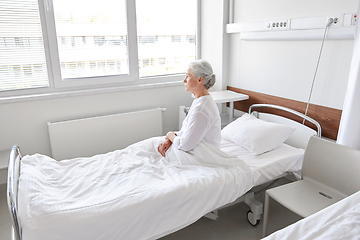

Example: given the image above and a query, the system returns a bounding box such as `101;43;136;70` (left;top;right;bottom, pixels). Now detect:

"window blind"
0;0;49;91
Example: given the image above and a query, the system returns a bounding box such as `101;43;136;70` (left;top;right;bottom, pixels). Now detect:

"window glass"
136;0;197;78
52;0;129;79
0;0;49;91
0;0;198;94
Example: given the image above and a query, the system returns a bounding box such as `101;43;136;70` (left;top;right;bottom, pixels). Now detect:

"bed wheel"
247;210;260;226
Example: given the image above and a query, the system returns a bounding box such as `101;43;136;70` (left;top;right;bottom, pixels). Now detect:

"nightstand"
210;90;249;126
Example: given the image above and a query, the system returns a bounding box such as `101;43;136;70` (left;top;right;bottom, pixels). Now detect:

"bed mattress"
18;137;253;240
220;139;305;186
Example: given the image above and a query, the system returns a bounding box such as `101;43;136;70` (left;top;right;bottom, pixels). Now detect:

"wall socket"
326;15;341;27
332;17;339;24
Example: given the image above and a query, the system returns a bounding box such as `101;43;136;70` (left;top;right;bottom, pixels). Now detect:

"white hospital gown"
173;95;221;151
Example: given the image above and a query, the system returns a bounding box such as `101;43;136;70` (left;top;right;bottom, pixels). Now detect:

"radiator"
48;108;164;160
178;105;189;130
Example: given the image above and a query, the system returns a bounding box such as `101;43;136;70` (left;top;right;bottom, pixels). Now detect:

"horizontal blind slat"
0;0;49;91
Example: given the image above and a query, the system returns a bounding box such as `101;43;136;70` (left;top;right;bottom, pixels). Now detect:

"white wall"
200;0;231;113
2;0;358;158
0;0;220;160
226;0;359;109
0;86;193;156
200;0;228;91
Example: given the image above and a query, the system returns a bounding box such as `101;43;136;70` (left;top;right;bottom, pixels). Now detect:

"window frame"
0;0;200;98
43;0;140;88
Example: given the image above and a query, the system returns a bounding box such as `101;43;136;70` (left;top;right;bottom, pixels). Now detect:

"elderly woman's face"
183;68;199;93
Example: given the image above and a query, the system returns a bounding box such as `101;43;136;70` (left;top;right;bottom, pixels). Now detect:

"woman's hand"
165;132;177;142
157;139;172;157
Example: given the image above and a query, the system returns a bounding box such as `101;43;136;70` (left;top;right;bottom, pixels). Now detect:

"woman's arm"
165;132;177;142
157;132;178;157
172;112;210;151
157;139;172;157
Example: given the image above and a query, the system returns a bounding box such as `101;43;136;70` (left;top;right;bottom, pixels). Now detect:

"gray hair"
188;59;216;90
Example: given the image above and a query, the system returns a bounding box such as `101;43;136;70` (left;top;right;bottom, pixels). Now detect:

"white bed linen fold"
18;137;254;240
262;190;360;240
220;139;305;186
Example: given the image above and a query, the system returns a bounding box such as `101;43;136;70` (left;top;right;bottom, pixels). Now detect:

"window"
136;0;197;78
171;36;182;43
52;0;129;80
187;35;196;44
0;0;49;92
93;36;106;46
0;0;198;94
159;57;166;66
61;37;66;45
139;36;158;45
15;38;24;47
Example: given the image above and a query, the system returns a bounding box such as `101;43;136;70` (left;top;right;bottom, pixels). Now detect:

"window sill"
0;81;184;104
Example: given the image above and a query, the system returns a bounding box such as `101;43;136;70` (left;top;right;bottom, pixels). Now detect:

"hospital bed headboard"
249;104;321;149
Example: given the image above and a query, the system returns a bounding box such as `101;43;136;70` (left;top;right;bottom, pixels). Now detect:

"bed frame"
7;104;321;239
7;145;21;240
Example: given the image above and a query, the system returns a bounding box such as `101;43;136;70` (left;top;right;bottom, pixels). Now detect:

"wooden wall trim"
227;86;342;140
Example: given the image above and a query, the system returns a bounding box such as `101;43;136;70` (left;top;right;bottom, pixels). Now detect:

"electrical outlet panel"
327;15;341;27
267;19;290;30
226;13;357;35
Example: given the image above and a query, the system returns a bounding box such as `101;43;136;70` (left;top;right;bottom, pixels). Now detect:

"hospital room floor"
0;177;301;240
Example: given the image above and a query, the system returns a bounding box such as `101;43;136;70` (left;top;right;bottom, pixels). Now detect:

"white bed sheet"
220;139;305;186
262;190;360;240
18;137;253;240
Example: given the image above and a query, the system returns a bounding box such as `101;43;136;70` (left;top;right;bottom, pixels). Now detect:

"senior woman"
158;59;221;157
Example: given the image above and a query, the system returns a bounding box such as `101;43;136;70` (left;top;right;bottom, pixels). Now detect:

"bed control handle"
319;192;333;199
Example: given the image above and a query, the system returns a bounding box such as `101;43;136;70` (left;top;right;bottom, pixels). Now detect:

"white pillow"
222;113;295;155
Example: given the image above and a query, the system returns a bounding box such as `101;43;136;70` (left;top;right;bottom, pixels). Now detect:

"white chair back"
302;136;360;196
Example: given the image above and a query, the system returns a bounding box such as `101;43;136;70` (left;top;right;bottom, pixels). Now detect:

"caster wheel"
247;210;260;226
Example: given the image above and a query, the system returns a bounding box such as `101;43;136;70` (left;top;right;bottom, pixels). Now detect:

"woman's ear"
198;76;204;83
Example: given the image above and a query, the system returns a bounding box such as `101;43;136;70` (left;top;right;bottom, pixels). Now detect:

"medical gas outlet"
343;13;357;26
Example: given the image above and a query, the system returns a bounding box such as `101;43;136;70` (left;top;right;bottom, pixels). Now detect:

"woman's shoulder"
191;95;218;115
195;94;214;103
191;95;212;108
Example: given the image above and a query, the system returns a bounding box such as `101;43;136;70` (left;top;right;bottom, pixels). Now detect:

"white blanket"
220;139;304;186
18;137;254;240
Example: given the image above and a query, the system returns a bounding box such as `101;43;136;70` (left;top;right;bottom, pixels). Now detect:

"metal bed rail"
248;104;322;137
7;145;22;240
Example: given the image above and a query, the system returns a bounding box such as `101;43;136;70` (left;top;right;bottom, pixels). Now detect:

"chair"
262;136;360;237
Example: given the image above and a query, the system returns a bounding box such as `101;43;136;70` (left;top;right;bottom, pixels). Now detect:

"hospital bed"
7;104;321;240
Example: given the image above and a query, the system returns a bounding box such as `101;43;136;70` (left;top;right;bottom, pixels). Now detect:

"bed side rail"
7;145;22;240
248;104;321;137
